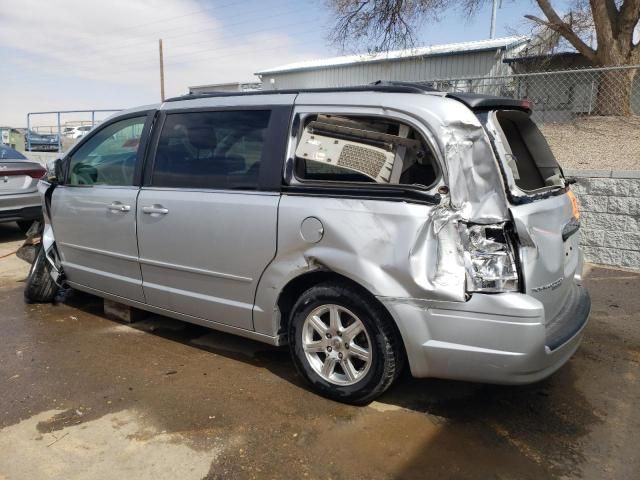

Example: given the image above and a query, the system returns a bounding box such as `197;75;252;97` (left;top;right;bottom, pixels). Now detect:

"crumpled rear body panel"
254;93;512;336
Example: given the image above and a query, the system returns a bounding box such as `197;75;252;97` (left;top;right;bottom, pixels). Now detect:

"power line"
54;0;290;58
93;0;248;37
60;23;326;73
141;32;328;74
52;7;312;69
1;20;330;84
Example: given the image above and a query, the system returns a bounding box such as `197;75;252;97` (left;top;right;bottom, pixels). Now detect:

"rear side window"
152;110;271;190
67;116;146;186
293;114;438;188
495;110;562;192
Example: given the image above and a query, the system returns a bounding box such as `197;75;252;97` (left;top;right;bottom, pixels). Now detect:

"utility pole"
489;0;498;39
159;39;165;102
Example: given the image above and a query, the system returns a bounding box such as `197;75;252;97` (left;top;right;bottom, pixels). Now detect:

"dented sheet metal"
408;205;466;301
254;94;517;335
441;119;508;223
253;195;469;336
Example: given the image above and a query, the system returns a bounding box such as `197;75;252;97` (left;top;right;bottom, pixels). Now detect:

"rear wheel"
24;246;57;303
288;282;403;405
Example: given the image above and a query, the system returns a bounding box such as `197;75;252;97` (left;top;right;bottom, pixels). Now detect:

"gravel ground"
542;116;640;170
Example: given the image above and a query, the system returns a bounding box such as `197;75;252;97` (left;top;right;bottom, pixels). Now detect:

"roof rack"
376;81;531;111
164;82;439;102
165;80;531;111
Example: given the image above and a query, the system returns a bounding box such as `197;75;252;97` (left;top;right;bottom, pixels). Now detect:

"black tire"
24;246;57;304
17;220;35;235
288;281;404;405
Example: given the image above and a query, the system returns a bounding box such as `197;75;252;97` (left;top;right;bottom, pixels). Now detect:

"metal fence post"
91;111;95;128
26;114;31;151
57;112;62;153
588;79;595;115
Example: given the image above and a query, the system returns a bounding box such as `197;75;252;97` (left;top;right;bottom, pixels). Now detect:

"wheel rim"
301;304;373;386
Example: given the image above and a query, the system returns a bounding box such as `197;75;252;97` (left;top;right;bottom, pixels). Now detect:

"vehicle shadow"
0;222;25;245
58;288;600;478
375;362;598;478
60;289;302;386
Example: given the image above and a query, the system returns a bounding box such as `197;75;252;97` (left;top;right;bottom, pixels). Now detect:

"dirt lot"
542;116;640;171
0;222;639;480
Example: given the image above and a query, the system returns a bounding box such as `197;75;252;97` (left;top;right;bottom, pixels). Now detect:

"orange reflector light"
567;190;580;220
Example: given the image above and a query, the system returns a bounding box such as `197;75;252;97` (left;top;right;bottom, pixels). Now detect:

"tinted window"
152;110;271;190
68;116;146;186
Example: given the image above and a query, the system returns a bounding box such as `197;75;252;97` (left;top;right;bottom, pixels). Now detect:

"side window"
68;116;146;186
152;110;271;190
293;114;438;188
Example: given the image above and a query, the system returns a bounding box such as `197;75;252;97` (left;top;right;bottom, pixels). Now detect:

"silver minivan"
26;83;590;404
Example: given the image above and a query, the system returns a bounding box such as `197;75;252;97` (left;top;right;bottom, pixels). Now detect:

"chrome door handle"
142;205;169;215
107;202;131;212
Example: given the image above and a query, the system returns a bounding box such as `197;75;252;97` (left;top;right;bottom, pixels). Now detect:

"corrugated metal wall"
261;49;514;90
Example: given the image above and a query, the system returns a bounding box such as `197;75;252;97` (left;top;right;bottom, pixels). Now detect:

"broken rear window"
494;110;563;192
293;115;438;188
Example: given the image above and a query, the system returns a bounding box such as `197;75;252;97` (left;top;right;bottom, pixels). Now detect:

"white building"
256;36;529;90
188;81;262;94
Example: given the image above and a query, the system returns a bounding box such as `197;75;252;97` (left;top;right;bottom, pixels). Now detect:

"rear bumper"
379;282;590;384
0;191;42;223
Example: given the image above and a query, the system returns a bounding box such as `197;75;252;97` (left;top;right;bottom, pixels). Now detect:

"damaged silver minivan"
26;82;590;404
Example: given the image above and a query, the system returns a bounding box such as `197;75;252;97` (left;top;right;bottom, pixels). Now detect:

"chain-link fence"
418;65;640;125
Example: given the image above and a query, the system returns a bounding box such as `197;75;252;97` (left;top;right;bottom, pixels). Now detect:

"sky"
0;0;574;127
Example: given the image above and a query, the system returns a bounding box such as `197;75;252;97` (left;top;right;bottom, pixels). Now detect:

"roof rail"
164;81;440;102
164;81;530;112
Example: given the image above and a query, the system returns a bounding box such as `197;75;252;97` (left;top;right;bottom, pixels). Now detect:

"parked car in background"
27;83;590;404
0;144;45;232
64;126;93;139
71;125;92;139
25;130;59;151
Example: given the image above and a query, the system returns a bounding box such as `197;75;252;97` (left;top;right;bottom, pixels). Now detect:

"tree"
328;1;640;115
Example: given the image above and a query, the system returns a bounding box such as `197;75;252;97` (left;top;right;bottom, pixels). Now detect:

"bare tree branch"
530;1;599;63
327;0;473;52
327;0;638;64
618;0;640;46
604;0;620;36
589;0;616;56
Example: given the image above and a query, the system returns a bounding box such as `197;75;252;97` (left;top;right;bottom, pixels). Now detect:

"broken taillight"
459;222;520;293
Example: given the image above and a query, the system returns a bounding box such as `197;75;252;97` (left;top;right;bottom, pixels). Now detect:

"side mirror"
46;158;63;184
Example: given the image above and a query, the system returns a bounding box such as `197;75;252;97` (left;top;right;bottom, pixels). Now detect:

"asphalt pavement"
0;222;638;480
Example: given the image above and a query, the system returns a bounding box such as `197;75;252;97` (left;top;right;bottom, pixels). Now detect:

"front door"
51;114;152;302
137;108;288;330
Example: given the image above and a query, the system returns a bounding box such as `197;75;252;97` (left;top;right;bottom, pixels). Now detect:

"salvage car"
0;144;45;232
25;83;590;404
25;130;59;151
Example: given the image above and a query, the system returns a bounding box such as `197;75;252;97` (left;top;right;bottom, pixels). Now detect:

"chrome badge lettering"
532;277;564;293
